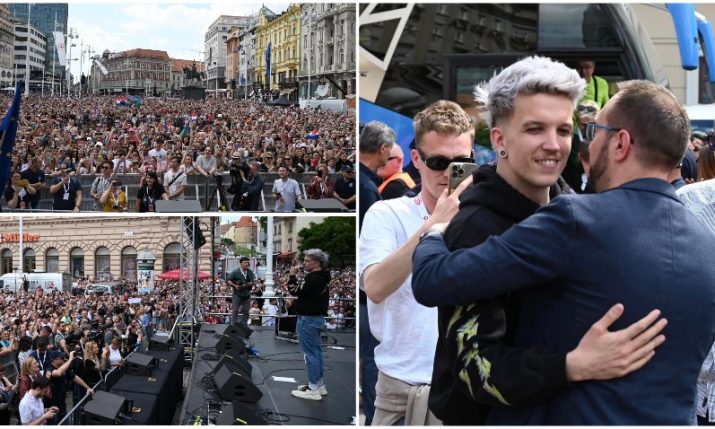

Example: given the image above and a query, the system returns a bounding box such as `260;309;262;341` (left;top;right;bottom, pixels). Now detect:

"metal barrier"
57;342;141;426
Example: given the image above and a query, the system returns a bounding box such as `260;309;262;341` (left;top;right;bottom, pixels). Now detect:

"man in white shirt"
359;101;474;425
272;166;302;212
19;376;58;425
163;156;187;200
148;139;167;163
195;146;217;176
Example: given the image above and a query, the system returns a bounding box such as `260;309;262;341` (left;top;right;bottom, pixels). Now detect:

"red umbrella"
158;269;211;280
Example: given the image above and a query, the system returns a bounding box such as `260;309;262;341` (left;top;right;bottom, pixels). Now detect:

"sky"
66;2;291;78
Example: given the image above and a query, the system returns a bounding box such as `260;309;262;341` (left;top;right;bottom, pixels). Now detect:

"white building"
300;3;356;100
204;15;249;95
12;19;46;92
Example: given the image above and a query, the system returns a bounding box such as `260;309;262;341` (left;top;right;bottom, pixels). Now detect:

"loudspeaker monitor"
83;391;126;425
224;323;252;339
149;334;174;351
216;334;246;355
125;353;157;376
215;353;252;377
213;364;262;403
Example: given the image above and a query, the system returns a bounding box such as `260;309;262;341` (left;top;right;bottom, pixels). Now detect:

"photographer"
226;257;255;328
236;162;263;211
136;171;169;213
99;180;128;212
227;151;247;202
5;171;36;210
306;164;335;199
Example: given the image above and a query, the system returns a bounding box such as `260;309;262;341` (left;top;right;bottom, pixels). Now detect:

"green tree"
298;217;356;267
221;238;235;247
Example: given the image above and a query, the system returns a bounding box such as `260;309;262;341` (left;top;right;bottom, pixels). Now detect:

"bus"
359;3;711;165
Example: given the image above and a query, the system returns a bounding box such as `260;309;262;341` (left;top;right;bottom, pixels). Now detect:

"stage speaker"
216;334;246;355
183;216;207;247
297;198;349;212
125;353;158;376
83;391;127;425
149;334;174;351
224;323;252;339
217;401;267;425
214;364;262;403
215;353;252;378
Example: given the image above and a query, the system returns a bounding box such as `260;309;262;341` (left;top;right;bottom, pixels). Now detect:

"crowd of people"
0;95;356;212
0;259;354;424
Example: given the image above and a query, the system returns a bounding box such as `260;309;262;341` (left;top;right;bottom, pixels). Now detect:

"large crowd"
0;95;356;212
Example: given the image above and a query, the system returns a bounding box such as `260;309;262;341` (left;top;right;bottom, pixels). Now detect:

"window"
23;249;35;272
163;242;180;272
1;249;11;274
45;248;59;273
95;247;110;280
122;246;137;281
70;247;84;278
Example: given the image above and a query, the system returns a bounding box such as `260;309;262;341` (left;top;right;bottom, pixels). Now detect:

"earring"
498;149;508;159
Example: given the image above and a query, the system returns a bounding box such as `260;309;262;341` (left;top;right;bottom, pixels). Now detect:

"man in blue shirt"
412;80;715;424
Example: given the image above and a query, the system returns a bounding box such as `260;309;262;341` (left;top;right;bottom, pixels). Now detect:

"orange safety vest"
378;172;416;193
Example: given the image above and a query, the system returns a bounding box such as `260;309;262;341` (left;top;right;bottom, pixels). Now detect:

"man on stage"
227;257;255;327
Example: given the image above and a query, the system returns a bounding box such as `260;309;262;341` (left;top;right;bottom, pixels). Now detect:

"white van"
0;272;71;293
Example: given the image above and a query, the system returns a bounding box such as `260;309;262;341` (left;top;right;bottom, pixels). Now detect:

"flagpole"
51;12;56;96
24;4;31;96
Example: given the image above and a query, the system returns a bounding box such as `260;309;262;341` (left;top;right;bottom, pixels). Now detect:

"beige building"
0;217;213;280
272;216;324;255
633;4;715;105
0;4;13;89
221;217;257;249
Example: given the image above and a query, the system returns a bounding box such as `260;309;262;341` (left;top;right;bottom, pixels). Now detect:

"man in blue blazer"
412;80;715;425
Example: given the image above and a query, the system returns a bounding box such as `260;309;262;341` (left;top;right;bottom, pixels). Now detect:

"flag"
0;81;24;191
305;128;320;140
265;41;272;87
94;58;109;75
53;32;66;67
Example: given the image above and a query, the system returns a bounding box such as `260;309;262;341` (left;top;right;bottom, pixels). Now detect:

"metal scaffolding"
177;216;201;365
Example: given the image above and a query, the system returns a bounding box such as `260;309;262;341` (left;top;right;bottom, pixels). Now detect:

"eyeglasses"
584;122;623;142
576;105;598;115
416;148;473;171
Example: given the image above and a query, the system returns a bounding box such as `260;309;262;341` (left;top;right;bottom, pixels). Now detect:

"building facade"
237;9;271;98
300;3;356;100
255;4;301;97
0;217;213;281
0;5;14;89
271;217;323;255
225;26;240;98
12;20;46;92
8;3;67;83
221;217;258;250
95;48;171;96
204;15;249;97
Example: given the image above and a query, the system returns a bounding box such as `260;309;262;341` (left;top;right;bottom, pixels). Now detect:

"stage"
179;323;356;425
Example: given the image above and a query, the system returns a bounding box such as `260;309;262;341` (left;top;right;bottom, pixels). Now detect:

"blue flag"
0;80;24;191
265;41;272;88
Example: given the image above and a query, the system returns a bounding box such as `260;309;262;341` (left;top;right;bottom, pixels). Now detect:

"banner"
265;41;272;88
94;58;108;75
53;31;66;67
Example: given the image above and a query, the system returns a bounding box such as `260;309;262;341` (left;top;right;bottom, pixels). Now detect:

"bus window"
539;4;621;49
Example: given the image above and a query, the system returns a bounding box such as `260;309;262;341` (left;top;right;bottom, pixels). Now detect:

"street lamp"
66;27;78;98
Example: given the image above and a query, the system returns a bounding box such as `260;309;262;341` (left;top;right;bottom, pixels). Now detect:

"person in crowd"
18;376;57;425
0;363;17;425
46;351;94;424
272;166;302;212
333;165;356;210
306;164;335;200
21;157;46;210
90;160;116;211
289;249;331;401
377;144;415;200
576;60;609;108
195;146;217;176
49;168;82;212
5;171;36;210
358;121;395;226
136;171;168;213
100;180;128;212
237;161;264;211
103;338;125;369
163;156;187;201
18;357;40;399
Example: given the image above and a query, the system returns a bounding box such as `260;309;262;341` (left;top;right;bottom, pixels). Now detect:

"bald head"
378;144;404;180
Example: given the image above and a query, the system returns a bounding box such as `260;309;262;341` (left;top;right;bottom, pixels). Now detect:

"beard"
587;140;610;193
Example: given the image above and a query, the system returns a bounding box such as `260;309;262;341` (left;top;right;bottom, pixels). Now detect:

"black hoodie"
288;270;331;316
428;164;572;424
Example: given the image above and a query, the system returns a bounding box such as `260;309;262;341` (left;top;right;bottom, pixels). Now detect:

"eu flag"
265;41;272;88
0;80;23;191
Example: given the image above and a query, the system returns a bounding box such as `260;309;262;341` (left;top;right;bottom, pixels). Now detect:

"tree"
298;217;355;267
221;238;235;247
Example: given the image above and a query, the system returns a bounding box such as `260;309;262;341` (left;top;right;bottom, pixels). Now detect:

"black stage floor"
179;324;356;426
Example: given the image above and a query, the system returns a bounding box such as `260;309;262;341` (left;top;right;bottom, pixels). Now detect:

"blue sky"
67;2;290;78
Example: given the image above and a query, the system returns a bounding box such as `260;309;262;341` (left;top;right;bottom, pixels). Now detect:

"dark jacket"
359;162;382;229
413;178;715;424
238;175;265;211
288;270;330;316
430;165;570;424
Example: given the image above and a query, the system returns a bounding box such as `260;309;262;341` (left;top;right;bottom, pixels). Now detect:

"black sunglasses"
416;148;473;171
